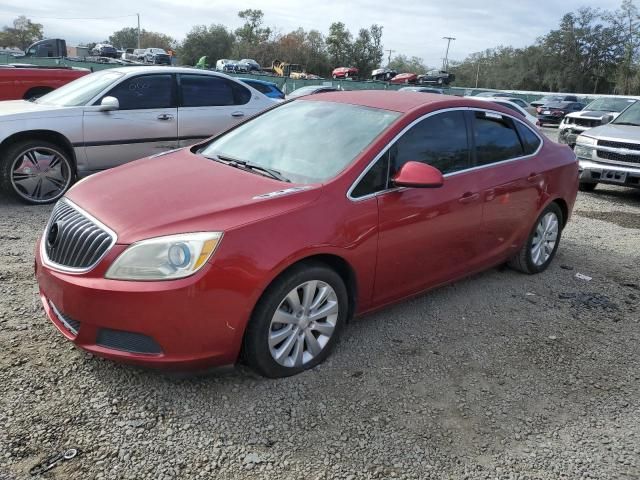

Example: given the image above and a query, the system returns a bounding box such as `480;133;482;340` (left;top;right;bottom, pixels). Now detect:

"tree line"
3;1;640;93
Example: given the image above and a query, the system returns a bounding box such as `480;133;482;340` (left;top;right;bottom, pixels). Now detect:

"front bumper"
557;127;587;146
578;159;640;188
35;241;250;370
538;115;563;124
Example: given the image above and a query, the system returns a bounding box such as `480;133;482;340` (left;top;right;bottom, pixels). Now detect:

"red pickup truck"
0;65;90;100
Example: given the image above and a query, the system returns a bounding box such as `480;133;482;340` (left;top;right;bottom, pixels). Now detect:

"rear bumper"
538;115;563;124
578;159;640;188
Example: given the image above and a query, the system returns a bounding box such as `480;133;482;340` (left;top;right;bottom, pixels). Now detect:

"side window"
473;111;524;166
103;74;173;110
181;75;251;107
248;82;271;94
496;102;522;115
515;121;542;156
390;111;470;175
351;153;389;198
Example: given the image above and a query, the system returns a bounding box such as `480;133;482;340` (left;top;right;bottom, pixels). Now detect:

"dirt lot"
1;130;639;479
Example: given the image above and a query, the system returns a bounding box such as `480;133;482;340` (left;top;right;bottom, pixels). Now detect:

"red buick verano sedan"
35;91;578;377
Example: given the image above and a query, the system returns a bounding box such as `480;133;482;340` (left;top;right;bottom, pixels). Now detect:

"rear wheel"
579;182;597;192
509;203;563;274
1;140;74;204
243;262;348;378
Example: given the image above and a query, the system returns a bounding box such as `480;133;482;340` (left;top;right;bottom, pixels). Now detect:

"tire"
243;262;348;378
508;202;563;274
579;182;597;192
437;78;443;85
1;140;74;205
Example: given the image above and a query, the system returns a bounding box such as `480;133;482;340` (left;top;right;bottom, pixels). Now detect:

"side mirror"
601;114;614;124
99;96;119;111
392;161;444;188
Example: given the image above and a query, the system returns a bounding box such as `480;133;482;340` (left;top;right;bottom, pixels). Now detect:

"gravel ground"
1;127;639;479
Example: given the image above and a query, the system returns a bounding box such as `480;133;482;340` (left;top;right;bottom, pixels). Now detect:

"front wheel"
509;203;563;274
243;262;348;378
1;140;74;204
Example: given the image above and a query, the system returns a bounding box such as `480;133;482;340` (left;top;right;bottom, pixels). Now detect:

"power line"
25;14;138;21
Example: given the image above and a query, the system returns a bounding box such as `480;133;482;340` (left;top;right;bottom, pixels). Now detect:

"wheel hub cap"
10;147;71;203
268;280;339;368
531;212;559;266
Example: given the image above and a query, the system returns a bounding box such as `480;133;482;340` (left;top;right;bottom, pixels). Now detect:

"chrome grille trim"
41;198;117;274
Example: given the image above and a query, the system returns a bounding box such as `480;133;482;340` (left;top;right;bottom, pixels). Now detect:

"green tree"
326;22;352;67
0;16;43;50
351;25;384;76
234;9;271;58
109;27;176;50
389;54;430;74
178;24;235;66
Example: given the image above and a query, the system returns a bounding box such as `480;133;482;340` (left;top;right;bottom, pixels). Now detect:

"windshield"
200;100;400;183
612;101;640;126
585;97;635;112
36;70;123;107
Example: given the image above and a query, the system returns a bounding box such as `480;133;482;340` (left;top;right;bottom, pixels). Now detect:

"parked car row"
216;59;261;73
370;68;455;86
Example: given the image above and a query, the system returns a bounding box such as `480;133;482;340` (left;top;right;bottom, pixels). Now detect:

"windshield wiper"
214;154;290;182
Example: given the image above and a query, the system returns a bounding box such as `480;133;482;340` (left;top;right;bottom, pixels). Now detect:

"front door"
373;110;485;304
83;73;178;171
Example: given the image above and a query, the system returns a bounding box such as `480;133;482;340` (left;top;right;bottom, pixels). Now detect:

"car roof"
301;90;515;114
100;66;239;76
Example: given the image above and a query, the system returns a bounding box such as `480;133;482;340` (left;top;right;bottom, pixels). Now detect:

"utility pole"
442;36;455;71
137;13;141;49
385;49;395;66
475;62;481;88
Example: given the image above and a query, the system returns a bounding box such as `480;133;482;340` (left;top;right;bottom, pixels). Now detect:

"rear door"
176;74;263;147
83;73;178;170
370;109;486;304
467;109;545;264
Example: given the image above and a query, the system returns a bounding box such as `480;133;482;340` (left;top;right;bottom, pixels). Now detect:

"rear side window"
247;82;271;94
180;75;251;107
515;122;541;155
390;110;470;175
104;74;173;110
473;111;524;166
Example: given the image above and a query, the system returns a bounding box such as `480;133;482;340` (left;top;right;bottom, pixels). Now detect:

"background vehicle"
417;70;455;86
215;59;247;73
332;67;358;79
238;78;285;100
537;101;584;126
399;86;444;94
474;92;513;98
21;38;67;58
390;73;418;84
35;91;577;378
144;48;171;65
271;60;309;79
91;44;118;58
470;96;538;126
121;48;145;62
0;67;275;204
371;67;397;81
286;85;340;99
559;97;637;147
0;65;89;100
239;59;261;72
531;94;578;108
574;100;640;191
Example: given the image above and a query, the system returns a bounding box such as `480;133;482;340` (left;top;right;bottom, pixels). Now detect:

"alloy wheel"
268;280;339;368
10;146;72;203
531;211;559;266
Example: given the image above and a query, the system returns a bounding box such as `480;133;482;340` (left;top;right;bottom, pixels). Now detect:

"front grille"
44;199;115;271
596;150;640;164
597;140;640;151
96;328;162;355
49;301;80;336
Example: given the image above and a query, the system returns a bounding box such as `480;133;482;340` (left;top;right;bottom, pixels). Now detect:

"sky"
0;0;626;67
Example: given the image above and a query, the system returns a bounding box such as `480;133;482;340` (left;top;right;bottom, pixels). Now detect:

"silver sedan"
0;66;276;204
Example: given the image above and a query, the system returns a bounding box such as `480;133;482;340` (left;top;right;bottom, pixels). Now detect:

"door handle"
157;113;174;121
458;192;480;204
527;172;543;183
231;111;245;118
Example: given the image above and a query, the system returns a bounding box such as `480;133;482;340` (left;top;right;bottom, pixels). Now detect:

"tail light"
536;107;543;113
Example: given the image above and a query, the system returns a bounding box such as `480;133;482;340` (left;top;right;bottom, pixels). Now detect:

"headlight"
574;144;594;159
576;135;596;146
105;232;222;281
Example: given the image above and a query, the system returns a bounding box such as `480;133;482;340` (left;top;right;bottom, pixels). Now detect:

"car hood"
0;100;74;119
578;123;640;143
565;110;617;120
65;150;322;244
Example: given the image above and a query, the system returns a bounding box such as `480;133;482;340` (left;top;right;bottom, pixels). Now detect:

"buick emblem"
47;222;60;248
